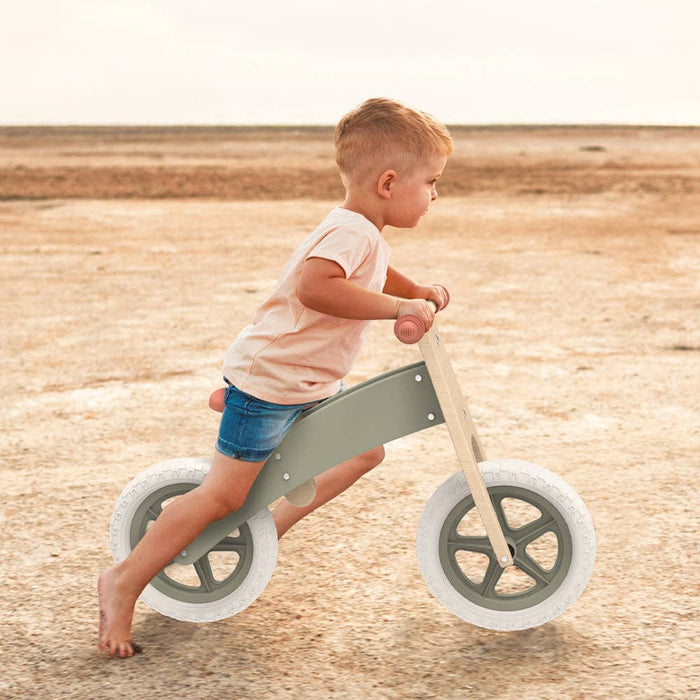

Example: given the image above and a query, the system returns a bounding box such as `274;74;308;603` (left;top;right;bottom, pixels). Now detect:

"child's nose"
431;186;438;201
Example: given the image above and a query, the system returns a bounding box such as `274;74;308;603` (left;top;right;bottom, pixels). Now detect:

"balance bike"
109;305;596;631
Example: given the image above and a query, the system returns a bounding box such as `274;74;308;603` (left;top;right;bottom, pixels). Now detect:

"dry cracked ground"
1;126;698;698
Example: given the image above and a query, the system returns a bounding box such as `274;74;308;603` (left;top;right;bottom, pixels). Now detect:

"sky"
1;0;699;125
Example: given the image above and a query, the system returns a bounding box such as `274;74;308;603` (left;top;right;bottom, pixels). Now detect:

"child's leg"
272;445;385;538
98;451;265;658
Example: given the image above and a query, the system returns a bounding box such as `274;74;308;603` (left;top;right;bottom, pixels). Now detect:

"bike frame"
177;360;442;564
177;321;513;568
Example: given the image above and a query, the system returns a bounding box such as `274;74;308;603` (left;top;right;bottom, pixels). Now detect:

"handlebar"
394;299;439;345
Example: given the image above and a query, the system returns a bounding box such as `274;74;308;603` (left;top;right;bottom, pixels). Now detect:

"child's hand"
414;284;450;311
396;298;436;330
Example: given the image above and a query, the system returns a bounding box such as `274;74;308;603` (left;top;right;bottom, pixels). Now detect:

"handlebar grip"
393;300;438;344
394;314;424;344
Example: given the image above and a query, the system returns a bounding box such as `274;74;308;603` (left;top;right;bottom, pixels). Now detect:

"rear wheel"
416;459;596;630
110;458;278;622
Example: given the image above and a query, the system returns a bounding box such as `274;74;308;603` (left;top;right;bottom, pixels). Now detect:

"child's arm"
383;265;449;310
298;258;434;326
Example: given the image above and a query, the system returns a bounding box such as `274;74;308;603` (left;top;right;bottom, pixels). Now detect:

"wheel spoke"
513;512;555;547
447;534;493;556
490;495;512;536
146;503;162;521
513;551;554;586
193;556;216;592
479;559;504;597
211;535;248;556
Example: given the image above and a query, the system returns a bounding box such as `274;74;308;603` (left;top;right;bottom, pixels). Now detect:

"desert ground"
1;126;698;698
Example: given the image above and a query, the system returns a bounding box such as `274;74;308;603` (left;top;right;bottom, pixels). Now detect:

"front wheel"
416;459;596;631
109;458;278;622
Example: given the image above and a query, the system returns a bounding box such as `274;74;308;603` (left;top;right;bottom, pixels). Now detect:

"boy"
98;97;453;657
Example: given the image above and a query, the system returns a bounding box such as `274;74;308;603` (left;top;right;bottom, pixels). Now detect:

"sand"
1;126;698;698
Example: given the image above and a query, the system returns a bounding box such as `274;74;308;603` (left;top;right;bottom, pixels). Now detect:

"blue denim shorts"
216;381;331;462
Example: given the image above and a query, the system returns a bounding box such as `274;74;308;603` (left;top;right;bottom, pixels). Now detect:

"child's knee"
361;445;385;472
207;490;246;520
198;482;247;520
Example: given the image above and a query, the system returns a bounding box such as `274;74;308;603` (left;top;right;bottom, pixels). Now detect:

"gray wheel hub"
438;485;573;612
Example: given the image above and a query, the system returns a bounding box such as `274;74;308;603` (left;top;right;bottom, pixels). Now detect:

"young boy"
98;97;453;657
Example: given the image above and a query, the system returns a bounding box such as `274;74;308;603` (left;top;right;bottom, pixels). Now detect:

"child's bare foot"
98;567;142;658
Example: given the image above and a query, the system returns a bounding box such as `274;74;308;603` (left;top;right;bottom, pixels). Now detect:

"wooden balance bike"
109;304;596;631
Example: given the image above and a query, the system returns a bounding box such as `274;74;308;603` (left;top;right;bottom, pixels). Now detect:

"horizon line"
0;122;698;130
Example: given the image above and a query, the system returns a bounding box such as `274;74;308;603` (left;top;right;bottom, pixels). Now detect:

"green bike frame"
178;361;444;565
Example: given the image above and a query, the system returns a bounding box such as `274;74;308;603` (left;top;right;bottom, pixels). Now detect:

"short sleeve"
306;226;372;279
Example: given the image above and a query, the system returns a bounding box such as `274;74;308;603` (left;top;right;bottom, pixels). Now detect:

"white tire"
416;459;596;631
109;458;278;622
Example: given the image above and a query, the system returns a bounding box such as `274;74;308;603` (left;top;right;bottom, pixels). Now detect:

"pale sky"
2;0;699;125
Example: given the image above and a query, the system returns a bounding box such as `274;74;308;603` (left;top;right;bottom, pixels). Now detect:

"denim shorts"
216;381;333;462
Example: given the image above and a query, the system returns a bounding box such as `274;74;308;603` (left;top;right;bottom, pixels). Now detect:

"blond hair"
335;97;453;184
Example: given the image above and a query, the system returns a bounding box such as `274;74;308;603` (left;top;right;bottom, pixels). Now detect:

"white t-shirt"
223;207;392;404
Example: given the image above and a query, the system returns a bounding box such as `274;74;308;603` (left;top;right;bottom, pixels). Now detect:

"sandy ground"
1;127;698;698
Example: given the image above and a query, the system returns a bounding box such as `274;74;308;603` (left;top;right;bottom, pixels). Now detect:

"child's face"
385;153;446;229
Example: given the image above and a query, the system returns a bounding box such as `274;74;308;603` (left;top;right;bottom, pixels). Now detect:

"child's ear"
377;169;396;199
